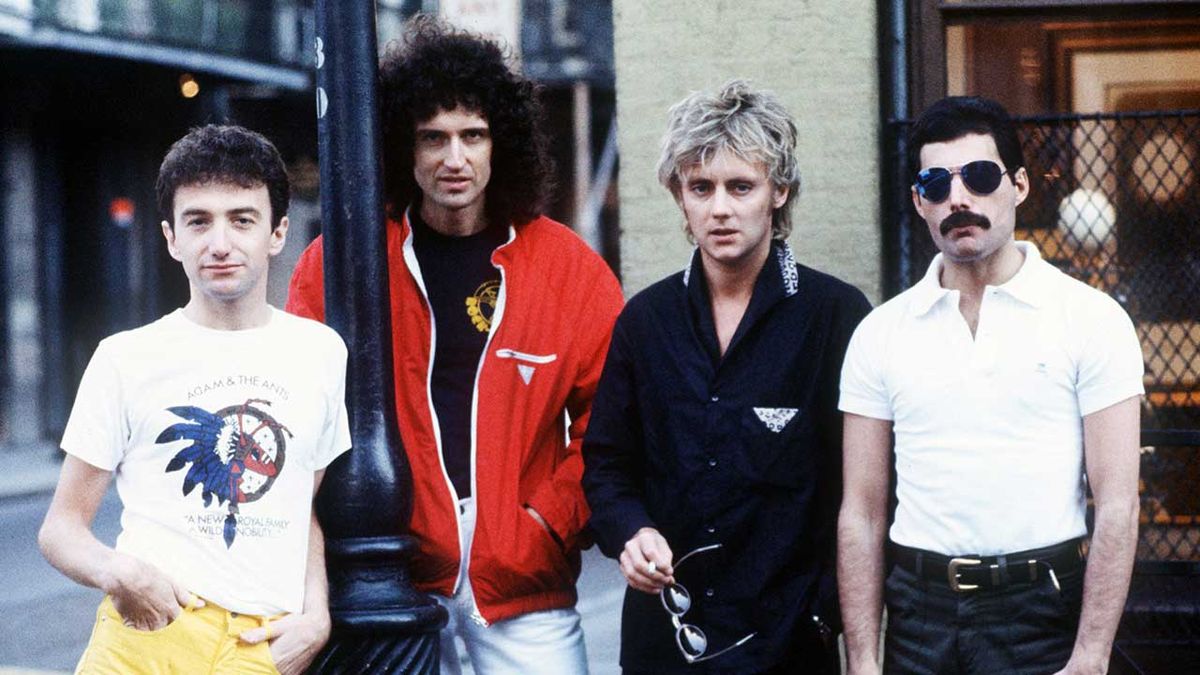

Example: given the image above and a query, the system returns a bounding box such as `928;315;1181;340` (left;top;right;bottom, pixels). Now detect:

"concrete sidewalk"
0;442;61;500
0;443;623;674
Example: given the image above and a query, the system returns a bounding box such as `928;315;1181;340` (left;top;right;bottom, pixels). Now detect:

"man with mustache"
583;80;870;673
838;96;1144;674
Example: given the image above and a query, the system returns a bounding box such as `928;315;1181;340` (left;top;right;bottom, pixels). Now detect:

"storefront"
0;0;315;447
883;2;1200;665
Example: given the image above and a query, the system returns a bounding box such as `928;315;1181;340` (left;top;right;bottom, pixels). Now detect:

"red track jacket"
286;213;623;623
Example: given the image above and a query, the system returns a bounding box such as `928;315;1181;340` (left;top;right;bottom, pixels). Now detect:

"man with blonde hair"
583;80;870;673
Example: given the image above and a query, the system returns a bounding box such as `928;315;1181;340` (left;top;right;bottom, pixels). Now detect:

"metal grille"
1119;431;1200;663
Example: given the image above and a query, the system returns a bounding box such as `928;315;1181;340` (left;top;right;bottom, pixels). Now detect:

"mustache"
939;211;991;236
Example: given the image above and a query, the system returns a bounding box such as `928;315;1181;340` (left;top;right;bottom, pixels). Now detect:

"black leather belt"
891;539;1084;593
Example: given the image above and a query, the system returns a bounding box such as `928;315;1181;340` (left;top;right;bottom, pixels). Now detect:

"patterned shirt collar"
682;240;800;298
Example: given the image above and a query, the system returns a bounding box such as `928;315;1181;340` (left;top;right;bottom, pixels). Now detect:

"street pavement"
0;489;120;674
0;487;625;674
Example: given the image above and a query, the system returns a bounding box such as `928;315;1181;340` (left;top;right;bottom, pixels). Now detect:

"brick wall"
612;0;882;302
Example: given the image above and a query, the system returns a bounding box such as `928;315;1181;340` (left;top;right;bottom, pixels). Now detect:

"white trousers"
435;497;589;675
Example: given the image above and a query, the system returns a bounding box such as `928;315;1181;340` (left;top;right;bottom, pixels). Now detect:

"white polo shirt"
839;241;1144;556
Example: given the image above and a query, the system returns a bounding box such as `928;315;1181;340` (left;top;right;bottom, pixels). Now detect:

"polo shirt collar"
908;255;951;318
994;241;1047;308
909;240;1047;317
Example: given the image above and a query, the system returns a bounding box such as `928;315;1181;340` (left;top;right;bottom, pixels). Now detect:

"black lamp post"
309;2;446;671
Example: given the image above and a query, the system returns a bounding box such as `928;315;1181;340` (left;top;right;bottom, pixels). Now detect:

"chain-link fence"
885;111;1200;658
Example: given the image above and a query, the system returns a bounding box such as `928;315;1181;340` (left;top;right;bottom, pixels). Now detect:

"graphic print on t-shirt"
156;398;292;548
465;279;500;333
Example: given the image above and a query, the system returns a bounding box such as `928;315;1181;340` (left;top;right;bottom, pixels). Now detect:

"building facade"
0;0;619;452
0;0;318;447
612;0;1200;663
611;0;882;300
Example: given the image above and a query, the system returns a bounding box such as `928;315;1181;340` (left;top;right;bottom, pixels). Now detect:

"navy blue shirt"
583;241;871;673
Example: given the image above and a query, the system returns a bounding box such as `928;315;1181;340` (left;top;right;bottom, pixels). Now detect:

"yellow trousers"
75;595;280;674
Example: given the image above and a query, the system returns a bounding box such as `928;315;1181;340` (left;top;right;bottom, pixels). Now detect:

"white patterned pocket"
752;407;799;433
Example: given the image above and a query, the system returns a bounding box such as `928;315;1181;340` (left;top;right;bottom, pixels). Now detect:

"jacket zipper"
462;225;516;627
399;218;464;595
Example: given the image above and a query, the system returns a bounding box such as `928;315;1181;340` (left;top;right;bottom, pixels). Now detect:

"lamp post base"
311;535;448;674
311;629;442;674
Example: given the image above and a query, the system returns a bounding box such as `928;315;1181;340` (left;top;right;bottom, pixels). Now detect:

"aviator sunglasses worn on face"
915;160;1008;203
660;543;756;664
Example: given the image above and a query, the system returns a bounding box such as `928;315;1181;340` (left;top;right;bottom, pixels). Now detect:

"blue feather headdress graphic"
156;399;290;547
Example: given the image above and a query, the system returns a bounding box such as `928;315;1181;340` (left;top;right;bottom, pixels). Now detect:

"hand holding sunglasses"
914;159;1009;203
659;543;756;664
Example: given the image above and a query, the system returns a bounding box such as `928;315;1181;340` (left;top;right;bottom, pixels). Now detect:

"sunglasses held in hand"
660;543;756;664
914;159;1009;203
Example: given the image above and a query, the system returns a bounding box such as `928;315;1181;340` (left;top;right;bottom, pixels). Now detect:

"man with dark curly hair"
286;16;623;675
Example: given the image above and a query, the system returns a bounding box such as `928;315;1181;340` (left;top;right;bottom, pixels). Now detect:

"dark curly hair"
156;124;289;230
379;15;553;225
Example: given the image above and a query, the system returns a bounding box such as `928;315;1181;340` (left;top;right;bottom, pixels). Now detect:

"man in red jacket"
286;16;623;675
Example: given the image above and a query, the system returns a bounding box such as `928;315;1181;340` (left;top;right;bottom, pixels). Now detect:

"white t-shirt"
61;308;351;615
839;242;1144;556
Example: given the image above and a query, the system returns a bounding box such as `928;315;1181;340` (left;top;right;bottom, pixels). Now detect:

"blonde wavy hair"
657;79;801;239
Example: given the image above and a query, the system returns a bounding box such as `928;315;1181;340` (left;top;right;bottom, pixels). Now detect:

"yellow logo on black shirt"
466;280;500;333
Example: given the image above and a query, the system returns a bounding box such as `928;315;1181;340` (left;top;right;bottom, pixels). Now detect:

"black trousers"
883;562;1084;674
